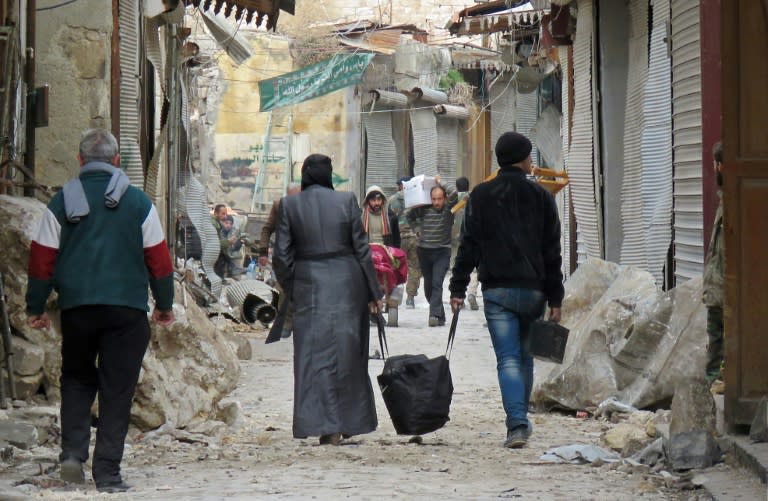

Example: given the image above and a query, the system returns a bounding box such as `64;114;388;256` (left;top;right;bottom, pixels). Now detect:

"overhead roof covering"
186;0;294;30
446;1;547;37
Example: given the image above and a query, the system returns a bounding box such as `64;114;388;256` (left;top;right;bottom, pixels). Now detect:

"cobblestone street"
0;288;701;501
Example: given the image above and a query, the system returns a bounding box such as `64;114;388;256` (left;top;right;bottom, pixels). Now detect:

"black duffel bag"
375;312;458;436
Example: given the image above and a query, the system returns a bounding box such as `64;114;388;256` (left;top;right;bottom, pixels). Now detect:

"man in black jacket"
449;131;564;449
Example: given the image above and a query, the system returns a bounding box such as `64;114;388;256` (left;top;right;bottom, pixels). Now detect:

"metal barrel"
225;279;278;326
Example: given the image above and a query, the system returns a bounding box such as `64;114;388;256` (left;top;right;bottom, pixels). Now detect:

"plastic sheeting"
532;258;707;412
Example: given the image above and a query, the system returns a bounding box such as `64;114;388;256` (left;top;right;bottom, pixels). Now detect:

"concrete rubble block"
0;196;62;401
670;377;717;434
12;372;45;400
601;423;652;452
668;377;720;470
3;336;45;376
0;421;38;450
534;264;657;410
749;397;768;443
668;430;720;470
131;282;241;431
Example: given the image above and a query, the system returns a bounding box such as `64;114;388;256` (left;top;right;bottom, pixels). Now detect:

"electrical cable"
37;0;80;11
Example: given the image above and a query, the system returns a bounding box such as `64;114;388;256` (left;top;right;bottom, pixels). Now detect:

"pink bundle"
370;244;408;295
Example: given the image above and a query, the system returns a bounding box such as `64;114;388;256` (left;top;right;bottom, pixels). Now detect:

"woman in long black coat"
273;154;383;445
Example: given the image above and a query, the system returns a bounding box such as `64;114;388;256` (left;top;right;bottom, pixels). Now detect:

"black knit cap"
495;131;532;167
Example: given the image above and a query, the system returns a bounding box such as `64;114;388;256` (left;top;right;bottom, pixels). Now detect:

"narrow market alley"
1;289;735;501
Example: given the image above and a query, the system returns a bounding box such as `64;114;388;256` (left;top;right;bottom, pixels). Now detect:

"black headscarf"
301;154;334;191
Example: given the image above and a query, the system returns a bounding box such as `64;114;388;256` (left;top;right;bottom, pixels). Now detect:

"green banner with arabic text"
258;53;375;112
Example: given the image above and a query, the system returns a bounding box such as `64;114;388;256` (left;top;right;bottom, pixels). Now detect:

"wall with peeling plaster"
212;34;359;211
35;2;113;187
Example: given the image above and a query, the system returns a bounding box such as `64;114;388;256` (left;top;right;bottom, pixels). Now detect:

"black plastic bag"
375;313;457;435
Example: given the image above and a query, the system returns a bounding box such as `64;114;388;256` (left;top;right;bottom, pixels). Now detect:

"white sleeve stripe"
142;205;166;248
35;208;61;249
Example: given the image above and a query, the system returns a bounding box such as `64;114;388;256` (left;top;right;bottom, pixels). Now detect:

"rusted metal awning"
186;0;294;30
446;0;548;37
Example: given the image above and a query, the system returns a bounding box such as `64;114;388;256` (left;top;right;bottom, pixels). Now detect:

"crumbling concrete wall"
35;4;113;188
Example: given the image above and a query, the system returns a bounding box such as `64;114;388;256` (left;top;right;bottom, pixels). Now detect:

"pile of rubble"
0;194;248;430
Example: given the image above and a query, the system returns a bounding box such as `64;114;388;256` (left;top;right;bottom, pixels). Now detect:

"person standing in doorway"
703;141;725;391
271;154;382;445
26;129;175;492
449;131;563;449
389;176;422;308
453;176;480;310
407;175;458;327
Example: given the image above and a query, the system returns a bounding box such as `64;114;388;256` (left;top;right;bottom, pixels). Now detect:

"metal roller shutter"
490;77;516;171
670;0;703;282
568;0;602;263
363;111;399;193
641;0;674;286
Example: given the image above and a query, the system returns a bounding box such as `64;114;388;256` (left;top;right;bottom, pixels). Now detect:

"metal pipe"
0;272;17;403
23;0;35;197
282;112;293;196
166;23;180;257
250;111;273;212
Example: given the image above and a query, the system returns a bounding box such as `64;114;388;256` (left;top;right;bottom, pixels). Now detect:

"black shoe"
60;458;84;484
96;480;131;493
504;425;529;449
405;296;415;309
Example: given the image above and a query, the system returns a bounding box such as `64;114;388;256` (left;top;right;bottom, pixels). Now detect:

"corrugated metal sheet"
145;16;164;93
119;0;143;187
515;89;538;161
671;0;703;282
185;176;223;298
200;10;254;65
363;111;399;193
490;76;516;171
436;118;459;188
641;0;673;286
559;45;571;278
619;0;649;272
410;108;438;176
568;0;602;263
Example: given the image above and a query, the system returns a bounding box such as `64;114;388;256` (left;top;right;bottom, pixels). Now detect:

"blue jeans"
483;288;546;431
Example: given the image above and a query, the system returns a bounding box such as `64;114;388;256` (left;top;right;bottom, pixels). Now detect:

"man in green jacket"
703;141;725;386
26;129;174;493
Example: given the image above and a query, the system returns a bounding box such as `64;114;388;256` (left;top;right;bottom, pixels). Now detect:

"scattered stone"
631;438;666;467
0;421;38;449
601;423;650;452
215;400;241;427
621;438;648;458
222;331;253;361
749;396;768;443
